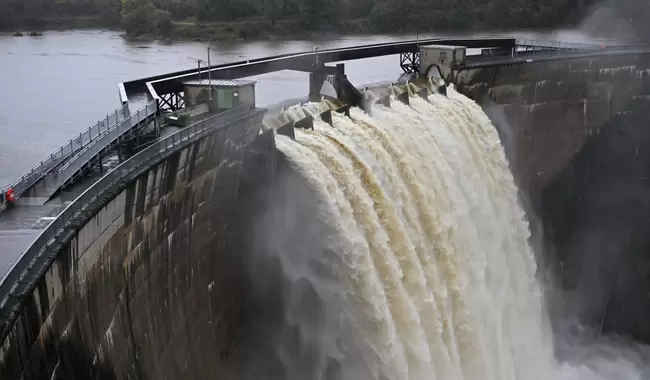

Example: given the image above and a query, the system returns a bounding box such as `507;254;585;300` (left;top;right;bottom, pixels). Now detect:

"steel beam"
122;38;517;96
400;52;420;74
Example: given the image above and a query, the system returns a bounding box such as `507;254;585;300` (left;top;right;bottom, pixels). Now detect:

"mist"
242;157;375;380
577;0;650;42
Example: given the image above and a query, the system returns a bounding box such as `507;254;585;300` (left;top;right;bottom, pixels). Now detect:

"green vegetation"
2;0;649;41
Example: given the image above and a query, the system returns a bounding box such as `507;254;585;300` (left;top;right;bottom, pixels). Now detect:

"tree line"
2;0;649;41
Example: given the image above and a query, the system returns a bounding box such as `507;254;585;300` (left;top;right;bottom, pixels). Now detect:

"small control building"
183;78;256;111
419;44;467;78
166;78;257;126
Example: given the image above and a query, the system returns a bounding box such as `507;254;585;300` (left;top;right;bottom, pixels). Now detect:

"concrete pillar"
309;64;347;102
335;63;346;97
309;69;328;102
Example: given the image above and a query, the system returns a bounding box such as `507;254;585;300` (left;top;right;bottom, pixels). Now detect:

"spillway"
254;86;557;380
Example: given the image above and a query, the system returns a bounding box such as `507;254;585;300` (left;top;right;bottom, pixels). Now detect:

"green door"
217;88;233;109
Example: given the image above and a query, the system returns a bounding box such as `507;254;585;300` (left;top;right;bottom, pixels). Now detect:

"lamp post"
207;46;212;100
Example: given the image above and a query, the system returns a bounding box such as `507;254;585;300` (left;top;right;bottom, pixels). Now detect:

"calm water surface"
0;29;599;185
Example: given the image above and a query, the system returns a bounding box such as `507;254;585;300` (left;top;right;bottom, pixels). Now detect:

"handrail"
515;39;602;51
0;103;130;204
54;100;158;191
146;82;161;104
0;103;260;342
118;83;129;106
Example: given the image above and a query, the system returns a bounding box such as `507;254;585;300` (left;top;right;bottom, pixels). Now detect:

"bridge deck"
459;45;650;69
124;37;520;97
122;37;606;102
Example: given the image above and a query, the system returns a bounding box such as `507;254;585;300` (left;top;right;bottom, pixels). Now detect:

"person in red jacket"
5;188;15;207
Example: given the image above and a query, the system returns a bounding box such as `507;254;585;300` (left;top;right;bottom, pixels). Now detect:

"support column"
335;63;345;98
308;63;347;102
308;68;328;102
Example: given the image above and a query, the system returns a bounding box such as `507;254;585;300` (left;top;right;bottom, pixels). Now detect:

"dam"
1;36;650;379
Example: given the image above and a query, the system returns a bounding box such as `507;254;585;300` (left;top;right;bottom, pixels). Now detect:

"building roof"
421;44;467;50
183;78;256;87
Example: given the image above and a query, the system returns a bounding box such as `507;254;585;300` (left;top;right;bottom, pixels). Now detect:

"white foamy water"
270;85;650;380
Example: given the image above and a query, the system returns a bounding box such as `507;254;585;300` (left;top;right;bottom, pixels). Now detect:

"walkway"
460;45;650;69
0;202;67;277
1;101;158;211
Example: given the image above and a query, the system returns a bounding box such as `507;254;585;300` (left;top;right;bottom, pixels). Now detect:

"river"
0;28;601;186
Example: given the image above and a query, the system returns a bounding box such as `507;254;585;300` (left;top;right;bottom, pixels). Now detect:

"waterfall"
257;85;649;380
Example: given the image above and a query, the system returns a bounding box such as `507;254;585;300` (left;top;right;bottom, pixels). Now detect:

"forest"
2;0;649;41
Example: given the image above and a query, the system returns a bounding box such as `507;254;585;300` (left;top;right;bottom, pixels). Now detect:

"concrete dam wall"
0;107;269;379
4;49;650;379
453;52;650;208
453;52;650;343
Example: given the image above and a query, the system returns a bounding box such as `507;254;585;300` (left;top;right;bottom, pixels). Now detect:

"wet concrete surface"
0;150;124;276
0;230;43;278
0;202;70;278
454;52;650;208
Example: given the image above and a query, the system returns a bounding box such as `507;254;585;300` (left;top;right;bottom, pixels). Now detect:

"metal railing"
0;104;259;339
515;39;602;52
53;100;158;192
118;82;129;106
464;39;648;67
0;104;130;203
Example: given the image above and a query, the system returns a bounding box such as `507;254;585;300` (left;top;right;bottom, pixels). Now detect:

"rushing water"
260;84;650;380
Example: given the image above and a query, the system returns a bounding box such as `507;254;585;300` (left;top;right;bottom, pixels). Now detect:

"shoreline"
2;23;619;47
3;20;566;44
